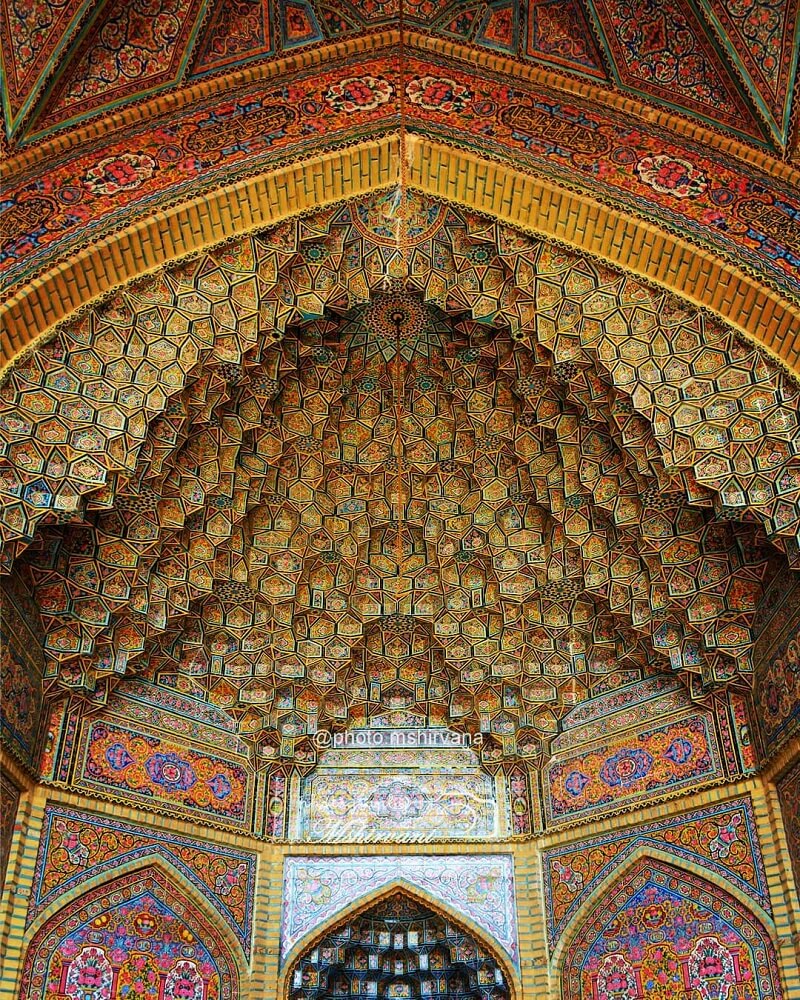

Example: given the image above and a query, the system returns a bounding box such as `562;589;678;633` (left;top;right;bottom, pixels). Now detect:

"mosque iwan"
1;2;800;999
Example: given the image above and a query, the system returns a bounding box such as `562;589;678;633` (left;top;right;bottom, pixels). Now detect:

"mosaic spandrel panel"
28;804;256;955
541;795;769;948
300;770;498;841
281;855;518;967
75;719;251;828
545;712;723;825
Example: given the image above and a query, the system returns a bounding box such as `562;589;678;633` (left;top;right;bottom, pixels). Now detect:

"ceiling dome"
2;191;796;774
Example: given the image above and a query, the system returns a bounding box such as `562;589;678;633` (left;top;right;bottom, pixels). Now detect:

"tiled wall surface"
2;764;799;1000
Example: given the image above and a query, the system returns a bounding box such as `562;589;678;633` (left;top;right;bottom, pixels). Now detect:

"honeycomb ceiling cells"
1;191;797;772
288;891;511;1000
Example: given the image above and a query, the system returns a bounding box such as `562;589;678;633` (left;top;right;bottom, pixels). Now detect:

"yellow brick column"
251;843;287;1000
513;840;550;998
0;780;47;997
759;745;800;996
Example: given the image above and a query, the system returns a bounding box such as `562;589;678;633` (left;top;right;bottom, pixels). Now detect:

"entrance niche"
288;891;511;1000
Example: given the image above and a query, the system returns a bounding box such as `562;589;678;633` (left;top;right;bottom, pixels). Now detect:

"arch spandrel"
549;842;776;972
558;855;785;1000
23;813;254;962
19;862;243;1000
280;856;519;972
278;878;522;1000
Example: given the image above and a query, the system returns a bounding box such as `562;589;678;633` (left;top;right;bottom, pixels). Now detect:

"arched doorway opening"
286;890;512;1000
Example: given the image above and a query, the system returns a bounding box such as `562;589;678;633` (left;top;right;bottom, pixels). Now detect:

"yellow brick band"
3;138;799;378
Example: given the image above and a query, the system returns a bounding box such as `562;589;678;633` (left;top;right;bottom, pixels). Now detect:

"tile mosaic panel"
31;0;208;135
700;0;800;142
541;795;770;947
561;858;783;1000
19;866;239;1000
28;804;256;954
300;769;498;841
724;691;758;774
545;712;723;825
75;719;251;828
588;0;764;137
39;700;76;785
265;766;290;837
506;766;535;836
191;0;274;76
281;854;519;966
526;0;607;77
0;0;93;131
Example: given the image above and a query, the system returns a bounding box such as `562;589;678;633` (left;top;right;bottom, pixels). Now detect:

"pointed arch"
278;878;523;1000
2;137;798;377
557;853;784;1000
26;842;252;962
550;841;776;969
19;860;243;1000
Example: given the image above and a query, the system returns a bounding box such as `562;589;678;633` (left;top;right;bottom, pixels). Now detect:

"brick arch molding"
2;137;798;378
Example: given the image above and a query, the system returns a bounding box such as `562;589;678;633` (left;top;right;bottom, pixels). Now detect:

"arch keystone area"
3;139;800;376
